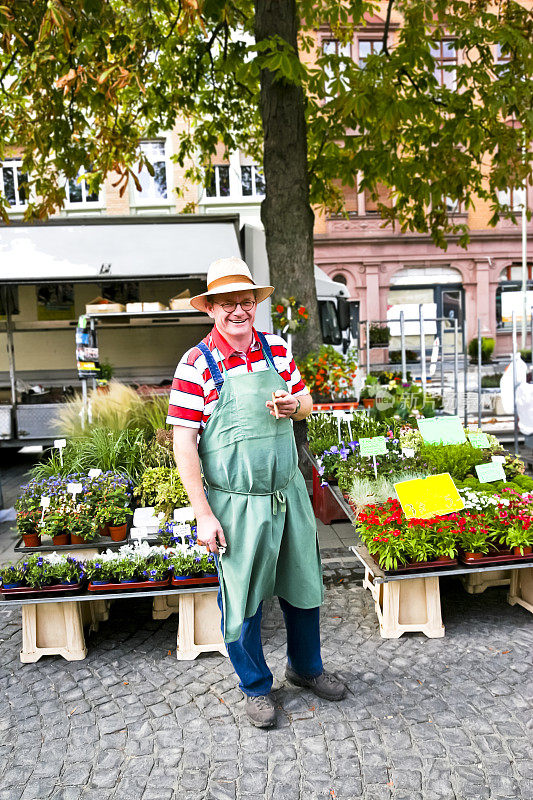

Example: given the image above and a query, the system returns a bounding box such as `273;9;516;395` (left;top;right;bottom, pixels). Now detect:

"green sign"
475;461;506;483
417;416;466;445
359;436;388;457
468;432;490;449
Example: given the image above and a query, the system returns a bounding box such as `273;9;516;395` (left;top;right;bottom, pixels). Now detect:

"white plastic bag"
516;382;533;435
499;355;528;414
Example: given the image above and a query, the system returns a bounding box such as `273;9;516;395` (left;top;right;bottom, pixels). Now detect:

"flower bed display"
356;490;533;572
0;541;219;598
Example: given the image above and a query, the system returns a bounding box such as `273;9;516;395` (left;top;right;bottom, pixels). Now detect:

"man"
167;257;345;728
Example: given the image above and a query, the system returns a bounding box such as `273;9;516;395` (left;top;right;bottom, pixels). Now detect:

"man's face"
205;290;257;341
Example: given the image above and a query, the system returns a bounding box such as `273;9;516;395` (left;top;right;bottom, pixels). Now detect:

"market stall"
306;405;533;636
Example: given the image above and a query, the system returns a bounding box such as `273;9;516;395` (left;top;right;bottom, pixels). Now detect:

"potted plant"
17;508;42;548
106;505;133;541
368;323;390;349
70;503;99;544
49;556;85;585
134;467;189;521
499;522;533;556
459;520;491;560
142;551;171;582
0;562;27;589
42;506;70;546
23;554;57;589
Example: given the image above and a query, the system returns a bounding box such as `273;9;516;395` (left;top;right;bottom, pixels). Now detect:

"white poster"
501;291;533;324
387;303;437;336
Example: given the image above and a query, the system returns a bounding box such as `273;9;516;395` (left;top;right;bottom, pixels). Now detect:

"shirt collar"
211;326;260;359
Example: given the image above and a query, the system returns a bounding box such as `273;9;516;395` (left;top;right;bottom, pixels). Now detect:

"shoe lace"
315;671;338;687
250;694;272;710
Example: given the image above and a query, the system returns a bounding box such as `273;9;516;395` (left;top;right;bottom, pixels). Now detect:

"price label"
475;462;506;483
468;432;490;449
130;527;148;541
67;482;83;498
359;436;388;457
54;439;67;449
173;506;195;523
402;447;415;458
39;495;50;526
395;473;464;519
173;523;191;542
88;468;102;478
492;455;506;464
417;416;466;445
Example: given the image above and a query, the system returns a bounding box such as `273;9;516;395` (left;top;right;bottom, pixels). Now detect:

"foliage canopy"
0;0;532;247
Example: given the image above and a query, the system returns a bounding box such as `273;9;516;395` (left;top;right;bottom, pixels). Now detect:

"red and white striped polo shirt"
166;326;308;431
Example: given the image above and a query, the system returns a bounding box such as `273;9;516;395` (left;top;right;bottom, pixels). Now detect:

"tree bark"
254;0;322;359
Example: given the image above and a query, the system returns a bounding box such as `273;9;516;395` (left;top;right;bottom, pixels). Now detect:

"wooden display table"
2;586;227;663
351;544;533;638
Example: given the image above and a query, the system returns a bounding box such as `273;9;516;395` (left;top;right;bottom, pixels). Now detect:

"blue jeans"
217;592;323;696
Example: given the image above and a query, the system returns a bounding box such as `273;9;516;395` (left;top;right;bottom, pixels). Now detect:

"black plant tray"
171;575;219;587
14;536;132;553
459;551;533;567
88;578;171;592
0;582;84;599
370;554;460;575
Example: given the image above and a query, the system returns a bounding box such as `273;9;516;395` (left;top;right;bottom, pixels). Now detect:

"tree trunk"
254;0;322;359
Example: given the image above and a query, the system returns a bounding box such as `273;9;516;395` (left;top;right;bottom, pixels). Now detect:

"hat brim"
190;283;274;312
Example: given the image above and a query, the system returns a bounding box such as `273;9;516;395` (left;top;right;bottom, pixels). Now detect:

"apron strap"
197;341;224;394
255;331;280;374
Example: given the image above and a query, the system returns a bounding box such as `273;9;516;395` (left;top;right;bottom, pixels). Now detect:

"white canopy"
0;216;242;283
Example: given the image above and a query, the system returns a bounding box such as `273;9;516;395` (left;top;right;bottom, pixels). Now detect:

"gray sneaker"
285;666;346;701
245;694;276;728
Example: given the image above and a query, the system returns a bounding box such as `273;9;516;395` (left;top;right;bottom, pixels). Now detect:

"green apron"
197;336;324;643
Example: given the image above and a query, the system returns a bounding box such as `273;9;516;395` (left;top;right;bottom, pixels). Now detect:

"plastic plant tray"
14;536;132;553
87;577;171;592
370;555;459;575
0;582;84;599
171;575;219;587
459;551;533;567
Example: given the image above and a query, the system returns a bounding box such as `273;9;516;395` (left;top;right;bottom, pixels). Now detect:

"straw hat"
190;257;274;313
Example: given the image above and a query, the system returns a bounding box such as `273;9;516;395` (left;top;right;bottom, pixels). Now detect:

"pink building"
315;208;533;358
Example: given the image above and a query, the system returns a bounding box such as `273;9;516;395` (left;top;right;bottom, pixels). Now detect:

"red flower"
276;305;284;313
298;306;307;316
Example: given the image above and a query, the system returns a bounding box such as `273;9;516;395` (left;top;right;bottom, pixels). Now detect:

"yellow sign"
394;473;464;519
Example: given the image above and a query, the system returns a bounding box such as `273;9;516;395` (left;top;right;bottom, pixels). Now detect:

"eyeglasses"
214;300;256;313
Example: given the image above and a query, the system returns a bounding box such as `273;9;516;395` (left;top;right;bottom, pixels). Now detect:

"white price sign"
88;468;102;478
173;523;191;542
67;482;83;498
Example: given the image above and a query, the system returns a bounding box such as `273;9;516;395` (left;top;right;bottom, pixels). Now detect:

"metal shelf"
0;585;218;606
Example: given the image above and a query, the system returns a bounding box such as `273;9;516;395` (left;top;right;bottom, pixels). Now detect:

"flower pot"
436;555;453;563
92;580;108;586
3;582;23;589
52;533;70;546
464;551;483;560
109;524;128;542
120;579;137;584
70;533;84;545
22;532;41;548
98;525;110;537
60;579;78;585
362;399;375;409
513;546;532;556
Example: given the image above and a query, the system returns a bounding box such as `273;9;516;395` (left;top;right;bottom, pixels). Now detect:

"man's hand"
196;512;227;554
266;390;298;419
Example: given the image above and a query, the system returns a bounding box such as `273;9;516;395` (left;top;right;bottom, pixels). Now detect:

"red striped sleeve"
171;377;203;396
167;404;202;423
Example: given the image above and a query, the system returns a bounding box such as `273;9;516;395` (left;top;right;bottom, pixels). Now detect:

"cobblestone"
0;568;532;799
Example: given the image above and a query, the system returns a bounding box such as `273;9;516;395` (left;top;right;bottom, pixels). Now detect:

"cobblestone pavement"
1;566;532;800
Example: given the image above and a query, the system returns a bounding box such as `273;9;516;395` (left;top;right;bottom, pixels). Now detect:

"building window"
1;161;28;208
137;140;168;201
495;43;511;67
37;284;75;321
332;273;347;285
241;165;265;197
499;185;526;211
102;282;140;305
323;39;351;94
358;39;383;67
430;40;456;88
206;165;230;198
67;168;99;205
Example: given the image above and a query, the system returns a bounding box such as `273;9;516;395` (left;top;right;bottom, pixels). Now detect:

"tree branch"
382;0;394;57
